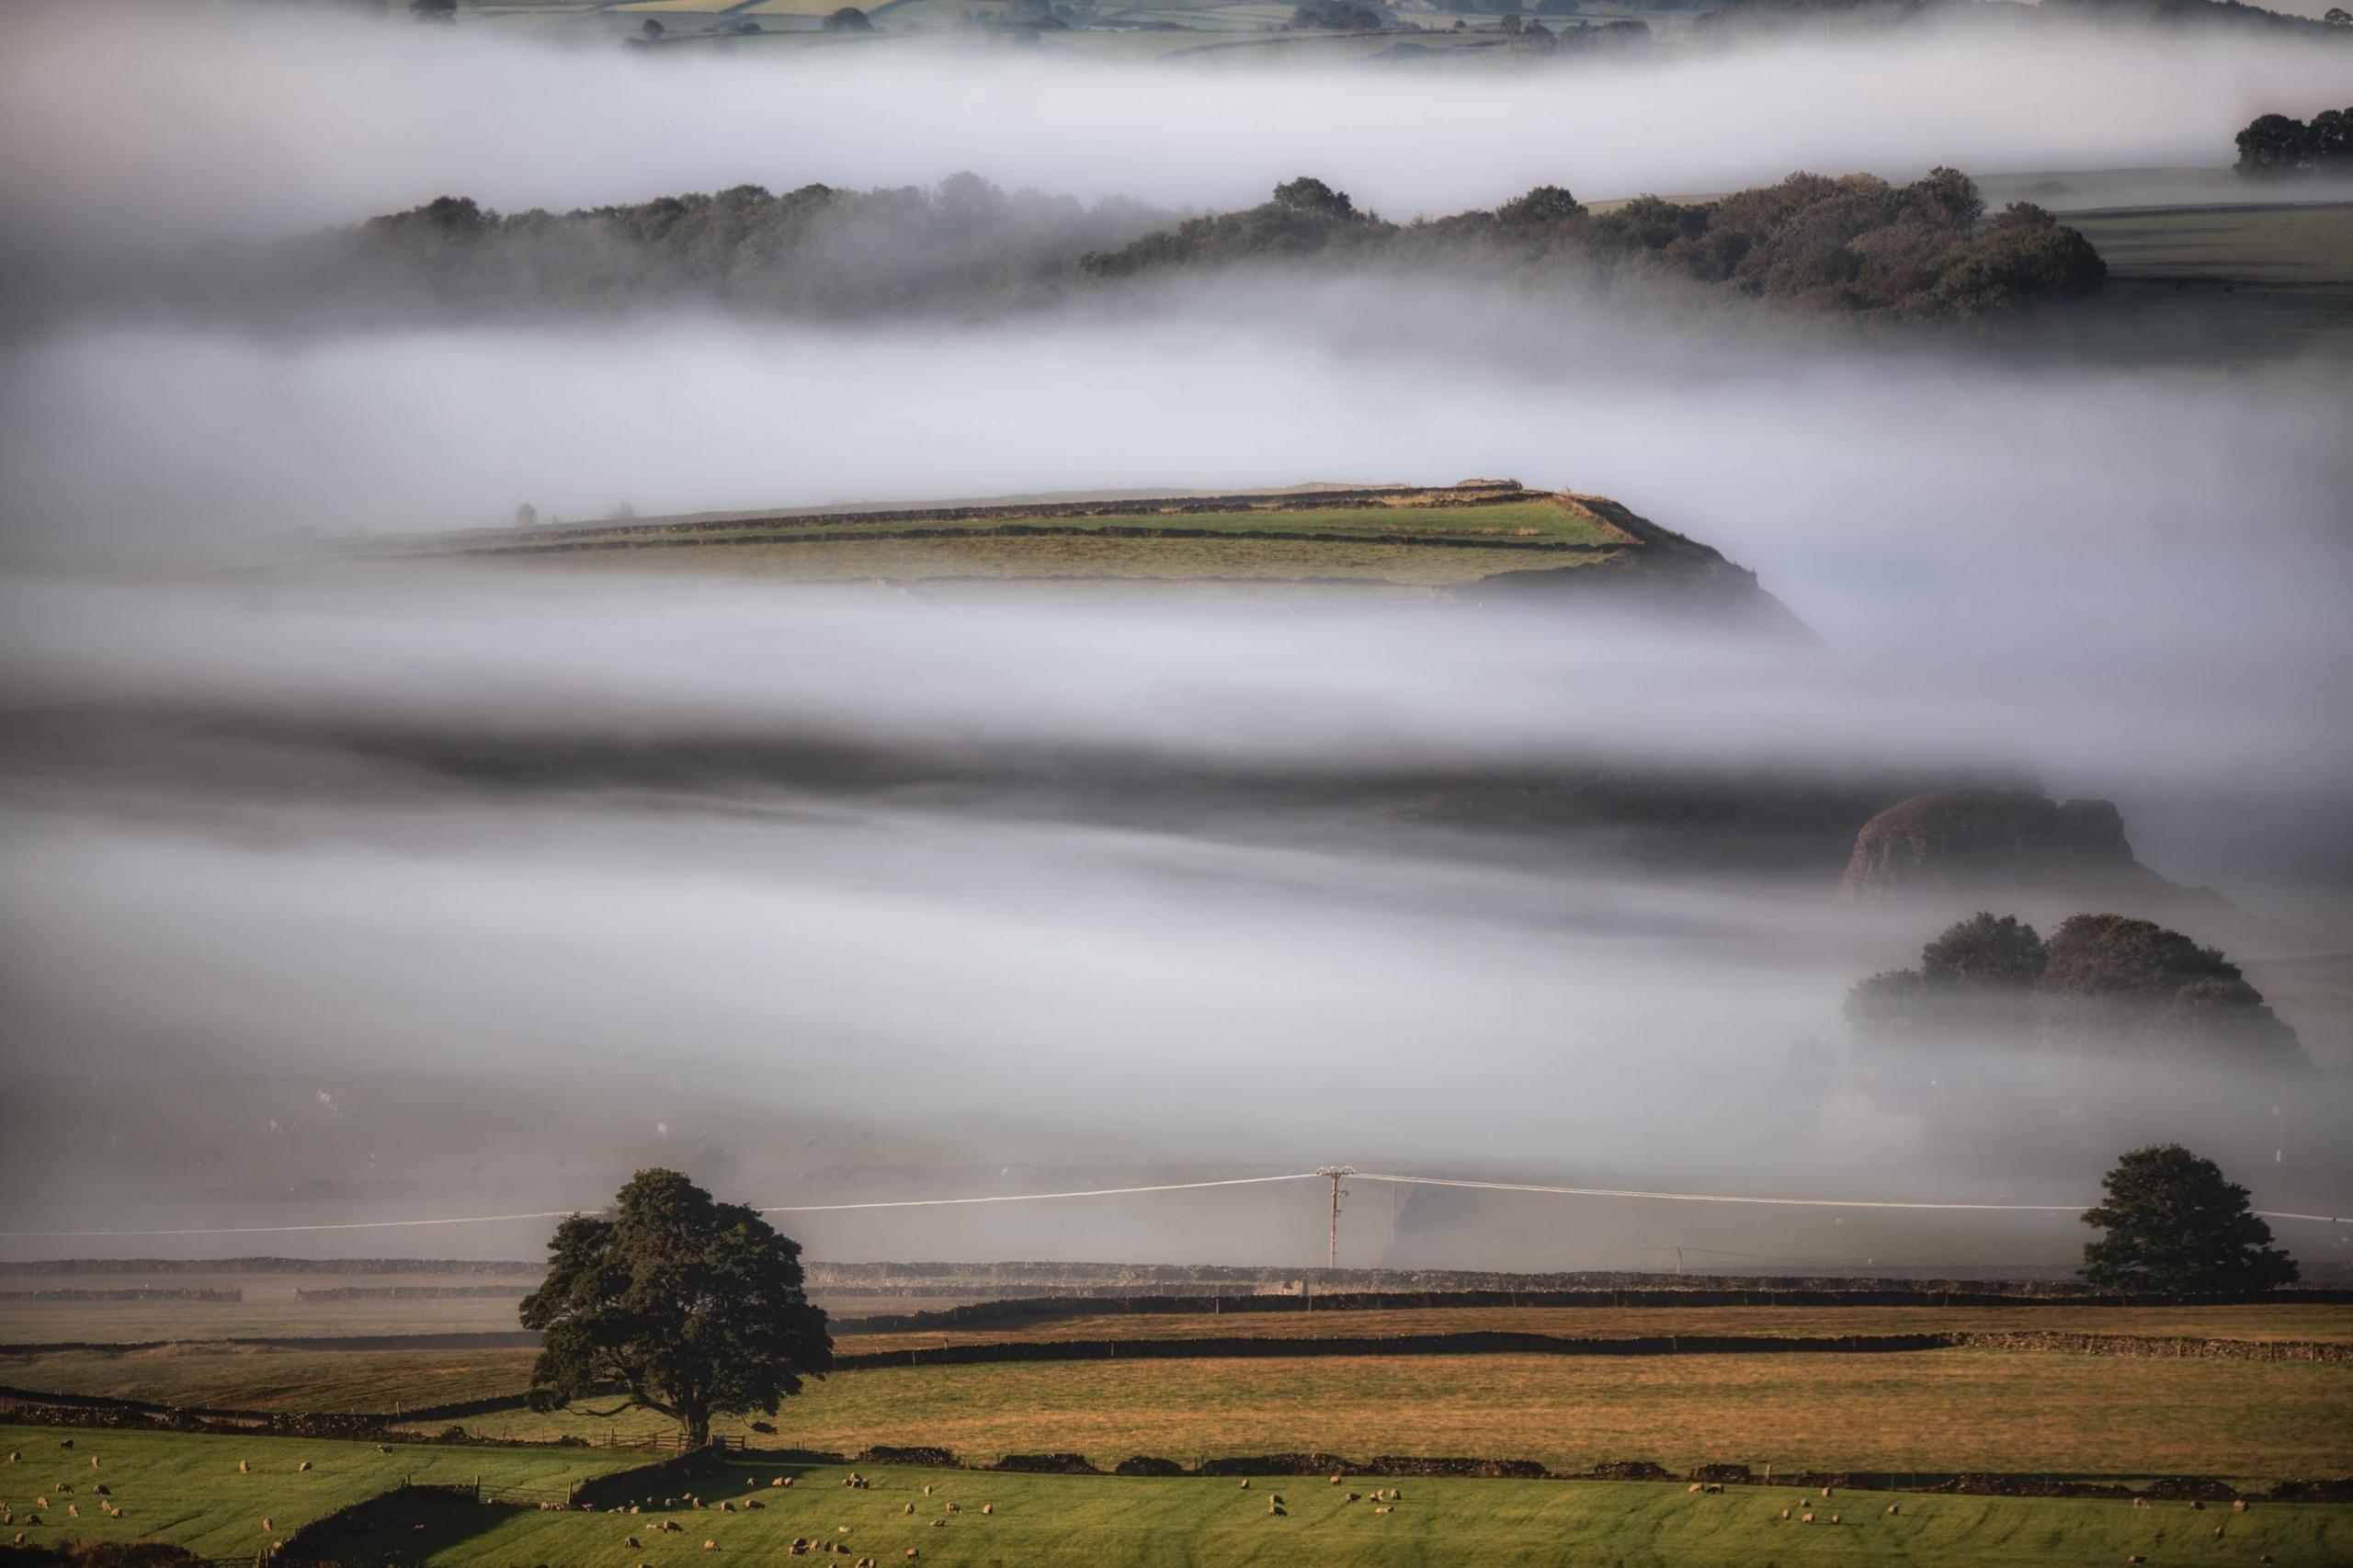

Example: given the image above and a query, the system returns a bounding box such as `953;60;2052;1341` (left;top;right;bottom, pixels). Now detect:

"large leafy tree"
2081;1144;2298;1295
519;1169;832;1448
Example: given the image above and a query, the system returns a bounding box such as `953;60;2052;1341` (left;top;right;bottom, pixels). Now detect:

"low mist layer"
6;0;2352;267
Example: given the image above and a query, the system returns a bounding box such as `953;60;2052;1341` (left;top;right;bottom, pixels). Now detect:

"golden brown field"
422;1350;2353;1484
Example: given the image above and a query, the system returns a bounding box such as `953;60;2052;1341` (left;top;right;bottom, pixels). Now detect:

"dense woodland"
257;168;2105;322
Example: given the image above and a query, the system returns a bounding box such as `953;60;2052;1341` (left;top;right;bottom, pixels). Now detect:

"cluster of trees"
1846;911;2310;1072
1083;170;2106;318
256;168;2103;323
277;176;1172;317
2234;107;2353;178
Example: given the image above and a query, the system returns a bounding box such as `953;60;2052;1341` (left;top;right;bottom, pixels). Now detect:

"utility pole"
1317;1166;1355;1271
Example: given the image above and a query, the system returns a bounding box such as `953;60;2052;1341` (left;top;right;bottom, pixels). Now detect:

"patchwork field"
407;1350;2353;1483
8;1435;2351;1568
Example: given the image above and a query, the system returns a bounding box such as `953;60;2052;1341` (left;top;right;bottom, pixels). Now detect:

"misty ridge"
155;165;2109;326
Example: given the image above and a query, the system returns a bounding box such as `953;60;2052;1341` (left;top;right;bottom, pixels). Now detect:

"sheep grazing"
722;1501;735;1513
1371;1506;1392;1516
2131;1497;2150;1509
34;1499;47;1510
1688;1483;1703;1494
239;1460;249;1474
2214;1526;2227;1540
923;1483;934;1496
261;1517;275;1531
980;1504;993;1517
2191;1499;2206;1511
89;1457;100;1469
625;1538;642;1550
838;1525;852;1534
2234;1499;2251;1513
94;1485;109;1497
1346;1493;1360;1503
931;1518;946;1528
1886;1503;1900;1516
1829;1514;1841;1525
903;1503;915;1516
945;1502;961;1514
59;1440;73;1449
1237;1480;1248;1490
773;1478;790;1489
2128;1556;2146;1565
748;1500;765;1511
68;1505;80;1518
378;1445;392;1455
703;1540;717;1551
1269;1494;1284;1506
1329;1473;1344;1485
1779;1508;1790;1520
298;1461;313;1472
1800;1512;1814;1525
1820;1487;1833;1498
905;1551;920;1561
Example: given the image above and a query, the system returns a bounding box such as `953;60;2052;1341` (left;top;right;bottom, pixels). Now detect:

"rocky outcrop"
1837;785;2163;903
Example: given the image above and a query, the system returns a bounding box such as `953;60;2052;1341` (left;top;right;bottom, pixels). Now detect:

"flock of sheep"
0;1439;2293;1565
5;1440;130;1543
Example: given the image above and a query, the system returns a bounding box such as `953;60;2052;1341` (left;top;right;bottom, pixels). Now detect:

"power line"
1347;1172;2343;1225
755;1173;1323;1214
0;1168;2340;1241
0;1174;1324;1239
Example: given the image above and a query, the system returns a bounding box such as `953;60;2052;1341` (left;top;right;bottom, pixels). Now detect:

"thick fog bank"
6;0;2350;262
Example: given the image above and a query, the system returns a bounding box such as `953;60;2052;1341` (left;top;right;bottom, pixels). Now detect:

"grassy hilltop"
411;479;1791;613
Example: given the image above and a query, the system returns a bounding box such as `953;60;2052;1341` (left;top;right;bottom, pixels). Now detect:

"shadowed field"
839;1301;2353;1352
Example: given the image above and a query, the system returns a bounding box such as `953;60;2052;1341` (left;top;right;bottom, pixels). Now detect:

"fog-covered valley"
2;0;2348;1277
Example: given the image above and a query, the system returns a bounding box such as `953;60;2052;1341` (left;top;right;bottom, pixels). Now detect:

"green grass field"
13;1438;2351;1568
510;532;1622;585
416;1350;2353;1483
423;488;1654;586
0;1422;635;1560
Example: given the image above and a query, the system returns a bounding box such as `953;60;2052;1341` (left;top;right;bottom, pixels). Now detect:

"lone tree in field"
520;1168;832;1448
2081;1144;2298;1295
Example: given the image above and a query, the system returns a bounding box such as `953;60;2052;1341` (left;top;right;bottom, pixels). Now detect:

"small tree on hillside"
2081;1144;2297;1295
520;1168;832;1448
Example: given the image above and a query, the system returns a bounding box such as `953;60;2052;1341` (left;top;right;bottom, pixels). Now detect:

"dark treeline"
2234;105;2353;177
230;167;2103;324
1081;171;2105;318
